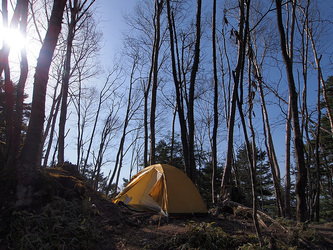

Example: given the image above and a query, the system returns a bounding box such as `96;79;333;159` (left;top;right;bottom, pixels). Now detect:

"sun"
0;27;26;53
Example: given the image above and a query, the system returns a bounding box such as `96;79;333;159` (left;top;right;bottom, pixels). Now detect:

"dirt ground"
87;187;333;250
2;167;332;249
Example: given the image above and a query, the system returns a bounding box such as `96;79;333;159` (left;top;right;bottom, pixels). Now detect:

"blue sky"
92;0;333;187
98;0;139;64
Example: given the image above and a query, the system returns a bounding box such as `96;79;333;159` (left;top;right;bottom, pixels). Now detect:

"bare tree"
73;86;96;168
285;97;292;219
166;0;202;182
0;0;29;166
313;61;321;222
16;0;67;207
275;0;307;222
187;0;202;183
39;55;65;166
58;0;95;164
125;0;171;168
82;69;121;175
70;12;101;169
92;102;121;190
149;0;164;166
211;0;218;204
107;55;142;195
12;0;29;163
247;45;264;246
220;0;249;200
251;46;285;217
42;82;62;168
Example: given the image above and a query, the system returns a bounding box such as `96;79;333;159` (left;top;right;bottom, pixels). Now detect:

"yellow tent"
113;164;207;214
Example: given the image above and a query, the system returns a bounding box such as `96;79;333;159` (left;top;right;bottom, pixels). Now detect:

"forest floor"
1;167;333;249
88;186;333;250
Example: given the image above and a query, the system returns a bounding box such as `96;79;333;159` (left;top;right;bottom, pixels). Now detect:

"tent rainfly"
113;164;207;215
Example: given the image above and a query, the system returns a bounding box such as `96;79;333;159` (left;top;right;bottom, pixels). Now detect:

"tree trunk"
253;55;285;217
166;0;190;176
144;81;150;168
211;0;218;204
170;102;177;162
275;0;307;222
314;60;321;222
166;0;201;183
149;0;163;166
220;0;247;200
308;29;333;134
4;57;14;167
58;0;78;164
83;73;112;174
299;0;314;221
16;0;67;207
40;77;61;166
285;97;292;219
186;0;201;183
247;61;264;247
233;39;263;245
144;41;154;168
12;0;29;163
107;59;136;196
43;93;62;168
1;0;27;166
58;0;95;164
76;73;82;168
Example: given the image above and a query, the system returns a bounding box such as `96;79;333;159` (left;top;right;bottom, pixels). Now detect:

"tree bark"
187;0;201;183
76;72;82;168
285;97;292;219
82;73;114;174
149;0;163;166
16;0;67;207
12;0;29;163
308;35;333;135
58;0;78;164
144;79;150;168
58;0;95;164
166;0;201;183
251;48;285;217
211;0;218;204
314;58;321;222
166;0;190;176
275;0;307;222
42;92;62;168
40;73;61;166
1;0;28;166
220;0;247;199
247;60;264;247
107;59;137;196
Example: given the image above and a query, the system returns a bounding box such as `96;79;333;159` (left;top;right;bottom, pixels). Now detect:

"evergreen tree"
196;158;223;207
234;144;274;213
312;76;333;220
155;137;185;171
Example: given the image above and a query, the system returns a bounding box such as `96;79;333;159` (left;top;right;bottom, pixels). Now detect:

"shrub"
4;197;100;249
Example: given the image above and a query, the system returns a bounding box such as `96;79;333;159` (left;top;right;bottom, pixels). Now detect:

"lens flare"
0;27;26;52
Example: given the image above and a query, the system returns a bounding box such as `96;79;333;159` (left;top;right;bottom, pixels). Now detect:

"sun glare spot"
0;27;26;52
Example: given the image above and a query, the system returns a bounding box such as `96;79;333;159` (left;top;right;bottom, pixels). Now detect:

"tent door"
139;170;163;212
